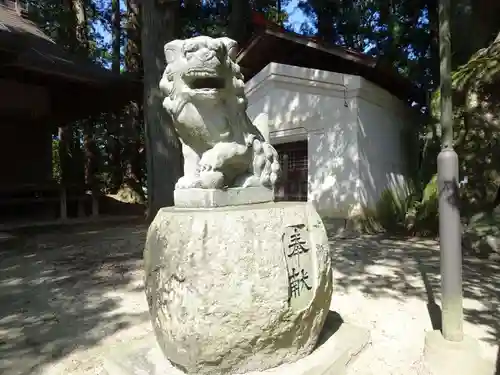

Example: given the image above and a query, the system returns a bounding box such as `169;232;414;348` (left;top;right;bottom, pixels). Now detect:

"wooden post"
77;192;86;218
91;190;99;218
59;186;67;220
58;124;71;221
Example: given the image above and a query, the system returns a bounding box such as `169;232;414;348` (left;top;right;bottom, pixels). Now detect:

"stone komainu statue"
159;36;280;190
144;37;332;375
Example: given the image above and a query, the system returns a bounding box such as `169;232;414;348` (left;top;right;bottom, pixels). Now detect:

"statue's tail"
252;138;280;189
253;113;270;143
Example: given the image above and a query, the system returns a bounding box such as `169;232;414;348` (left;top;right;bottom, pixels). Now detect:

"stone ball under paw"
175;176;203;189
199;171;225;189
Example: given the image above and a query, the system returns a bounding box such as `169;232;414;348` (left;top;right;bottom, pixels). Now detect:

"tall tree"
141;0;182;221
228;0;253;46
106;0;123;191
111;0;121;72
311;0;338;43
122;0;145;203
71;0;100;214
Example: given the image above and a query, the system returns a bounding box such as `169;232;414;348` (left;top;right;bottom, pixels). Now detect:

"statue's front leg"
175;142;203;189
182;142;201;178
199;142;252;187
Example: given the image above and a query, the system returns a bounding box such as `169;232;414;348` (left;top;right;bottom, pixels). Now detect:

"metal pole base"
421;330;494;375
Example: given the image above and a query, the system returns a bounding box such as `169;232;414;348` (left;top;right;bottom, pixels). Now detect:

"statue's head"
160;36;246;120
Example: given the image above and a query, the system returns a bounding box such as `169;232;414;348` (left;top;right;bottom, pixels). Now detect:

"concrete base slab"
102;312;370;375
421;330;495;375
174;187;273;208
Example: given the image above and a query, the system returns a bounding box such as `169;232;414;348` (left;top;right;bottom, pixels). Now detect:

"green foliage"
355;187;415;234
25;0;500;227
27;0;109;61
356;174;440;237
421;174;438;210
463;210;500;257
412;174;439;236
375;189;412;233
430;31;500;218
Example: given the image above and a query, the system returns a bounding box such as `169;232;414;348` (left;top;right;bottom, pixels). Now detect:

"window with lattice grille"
274;141;308;202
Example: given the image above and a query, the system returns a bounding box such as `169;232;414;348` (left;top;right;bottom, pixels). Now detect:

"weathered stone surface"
144;202;333;375
174;187;273;208
102;312;370;375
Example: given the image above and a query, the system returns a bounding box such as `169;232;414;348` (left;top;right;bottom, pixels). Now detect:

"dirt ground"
329;236;499;375
0;221;498;375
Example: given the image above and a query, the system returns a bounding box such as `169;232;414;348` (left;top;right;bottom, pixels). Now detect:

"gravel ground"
0;222;498;375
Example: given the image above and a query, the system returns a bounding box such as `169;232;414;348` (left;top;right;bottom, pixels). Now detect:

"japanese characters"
283;224;315;307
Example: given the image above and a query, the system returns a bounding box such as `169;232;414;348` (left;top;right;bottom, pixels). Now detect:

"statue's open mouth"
183;70;226;93
188;77;225;91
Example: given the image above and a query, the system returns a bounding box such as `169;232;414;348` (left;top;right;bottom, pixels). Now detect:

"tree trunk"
276;0;282;25
425;0;439;89
112;0;121;72
126;0;142;73
108;0;123;191
228;0;252;47
58;125;71;219
72;0;88;53
72;0;98;215
141;0;182;221
312;0;338;43
123;0;145;203
83;121;99;216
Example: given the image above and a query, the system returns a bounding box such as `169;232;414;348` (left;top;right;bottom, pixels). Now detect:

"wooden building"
0;1;141;223
237;26;423;217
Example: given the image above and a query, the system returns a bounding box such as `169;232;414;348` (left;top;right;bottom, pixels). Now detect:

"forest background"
25;0;500;236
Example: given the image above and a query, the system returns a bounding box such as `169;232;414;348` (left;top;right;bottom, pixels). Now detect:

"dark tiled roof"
237;29;425;106
0;5;139;86
0;4;52;42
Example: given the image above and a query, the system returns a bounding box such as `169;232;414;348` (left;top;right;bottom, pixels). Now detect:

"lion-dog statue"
159;36;280;190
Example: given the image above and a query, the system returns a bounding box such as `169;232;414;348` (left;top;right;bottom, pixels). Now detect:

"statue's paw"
175;176;202;189
199;171;225;189
199;147;226;172
234;174;262;188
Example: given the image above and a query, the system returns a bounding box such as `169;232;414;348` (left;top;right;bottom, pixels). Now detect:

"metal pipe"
438;0;464;342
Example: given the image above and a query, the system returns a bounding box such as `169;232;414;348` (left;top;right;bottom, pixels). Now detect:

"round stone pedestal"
144;201;333;375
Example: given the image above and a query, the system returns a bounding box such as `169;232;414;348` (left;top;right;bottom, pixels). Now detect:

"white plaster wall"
245;62;415;218
356;81;412;211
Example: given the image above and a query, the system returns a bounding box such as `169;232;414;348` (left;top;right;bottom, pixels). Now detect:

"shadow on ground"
1;222;498;374
329;234;500;348
0;220;149;375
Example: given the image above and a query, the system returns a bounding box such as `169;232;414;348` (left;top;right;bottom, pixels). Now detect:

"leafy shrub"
412;174;439;236
354;175;440;236
375;188;413;233
355;187;416;234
